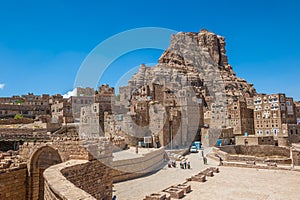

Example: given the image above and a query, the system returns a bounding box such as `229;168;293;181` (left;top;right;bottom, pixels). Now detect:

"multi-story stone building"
95;84;115;131
294;101;300;124
282;124;300;144
253;93;297;138
228;98;254;136
70;96;94;121
51;99;73;124
79;103;104;138
0;93;51;119
116;82;204;148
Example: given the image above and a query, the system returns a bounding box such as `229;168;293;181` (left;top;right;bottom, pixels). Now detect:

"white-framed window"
273;129;279;136
254;97;262;105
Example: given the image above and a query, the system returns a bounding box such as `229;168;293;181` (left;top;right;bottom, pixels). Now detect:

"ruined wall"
112;148;166;183
0;164;27;200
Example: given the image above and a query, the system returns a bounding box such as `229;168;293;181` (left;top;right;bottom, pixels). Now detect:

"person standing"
218;155;223;166
203;156;207;165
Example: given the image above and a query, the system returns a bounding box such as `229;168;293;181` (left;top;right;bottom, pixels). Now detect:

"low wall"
0;118;33;125
112;148;166;182
219;145;290;157
0;164;27;200
213;145;291;164
44;159;112;200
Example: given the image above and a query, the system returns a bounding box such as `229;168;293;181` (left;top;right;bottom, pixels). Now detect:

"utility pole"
170;122;173;151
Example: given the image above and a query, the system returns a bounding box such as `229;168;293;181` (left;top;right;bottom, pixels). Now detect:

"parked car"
190;146;198;153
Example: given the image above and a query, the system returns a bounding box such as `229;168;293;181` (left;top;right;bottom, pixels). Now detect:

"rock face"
124;29;256;108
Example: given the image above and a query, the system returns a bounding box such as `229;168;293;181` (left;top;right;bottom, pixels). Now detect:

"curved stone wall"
44;148;167;199
112;148;167;182
44;160;112;200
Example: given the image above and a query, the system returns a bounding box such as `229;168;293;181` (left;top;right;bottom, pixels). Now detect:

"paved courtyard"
114;151;300;200
114;152;218;200
183;167;300;200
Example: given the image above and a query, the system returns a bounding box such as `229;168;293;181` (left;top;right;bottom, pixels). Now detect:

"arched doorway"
28;146;62;200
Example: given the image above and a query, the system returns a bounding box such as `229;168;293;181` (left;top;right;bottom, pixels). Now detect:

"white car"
190;146;198;153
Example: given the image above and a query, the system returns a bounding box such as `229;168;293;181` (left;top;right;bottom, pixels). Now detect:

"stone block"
144;192;170;200
246;161;256;165
163;187;185;199
200;169;214;177
191;174;206;182
267;162;277;167
173;183;191;193
208;167;219;173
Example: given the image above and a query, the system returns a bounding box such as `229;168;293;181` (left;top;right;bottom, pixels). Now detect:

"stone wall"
235;136;275;146
0;118;33;124
44;160;97;200
218;145;290;157
291;143;300;166
19;140;89;162
61;160;112;200
112;148;166;182
0;164;27;200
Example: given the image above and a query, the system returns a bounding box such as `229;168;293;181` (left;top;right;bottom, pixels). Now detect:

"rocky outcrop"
117;29;256;138
125;29;255;108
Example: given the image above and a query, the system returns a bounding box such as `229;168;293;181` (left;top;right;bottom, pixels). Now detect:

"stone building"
79;103;104;139
69;96;94;121
51;99;73;124
116;81;204;149
294;101;300;124
282;123;300;144
94;84;115;130
291;143;300;166
228;98;254;136
253;93;297;138
49;94;64;105
76;87;95;96
0;93;51;119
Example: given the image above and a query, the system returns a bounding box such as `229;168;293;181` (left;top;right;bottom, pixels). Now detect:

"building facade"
253;93;297;138
228;99;254;136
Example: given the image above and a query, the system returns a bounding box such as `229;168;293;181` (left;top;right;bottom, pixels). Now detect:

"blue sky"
0;0;299;99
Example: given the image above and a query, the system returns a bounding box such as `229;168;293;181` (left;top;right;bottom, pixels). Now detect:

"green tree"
14;113;23;120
